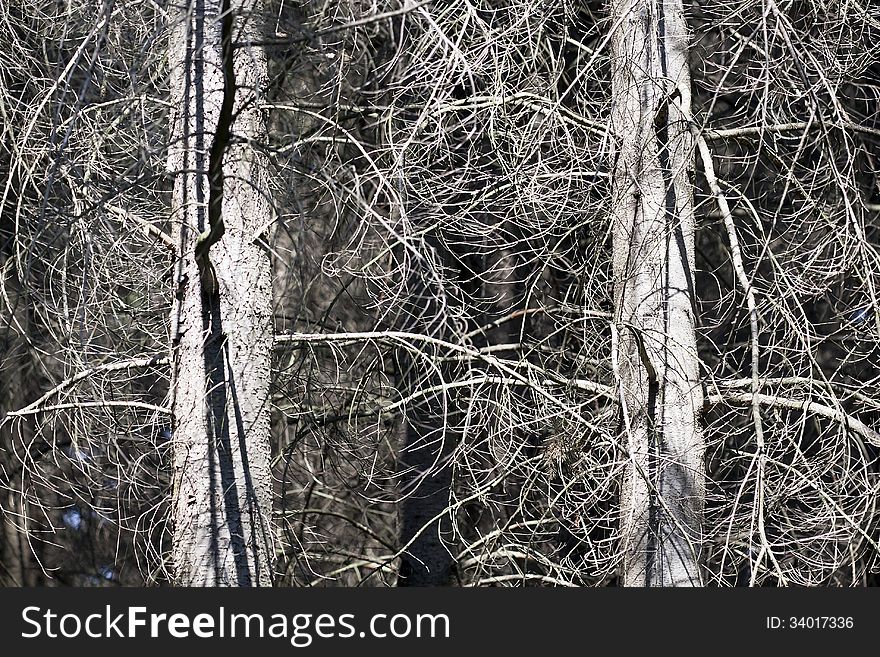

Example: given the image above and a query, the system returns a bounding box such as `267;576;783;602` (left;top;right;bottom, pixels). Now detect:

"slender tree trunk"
397;414;455;587
609;0;705;586
396;245;458;586
396;312;455;586
167;0;275;586
0;253;38;587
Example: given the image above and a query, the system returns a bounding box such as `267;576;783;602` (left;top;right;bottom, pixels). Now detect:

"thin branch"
7;356;169;417
704;121;880;141
106;204;176;249
695;129;784;584
317;0;437;35
8;400;171;418
709;392;880;447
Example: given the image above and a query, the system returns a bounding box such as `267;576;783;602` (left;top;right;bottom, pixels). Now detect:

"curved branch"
6;356;169;419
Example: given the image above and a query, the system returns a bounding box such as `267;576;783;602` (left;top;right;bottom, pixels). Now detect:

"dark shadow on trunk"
202;285;252;586
395;244;457;587
397;396;455;587
227;341;274;585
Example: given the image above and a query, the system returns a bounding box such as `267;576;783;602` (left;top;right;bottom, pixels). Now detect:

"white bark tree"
167;0;275;586
609;0;705;586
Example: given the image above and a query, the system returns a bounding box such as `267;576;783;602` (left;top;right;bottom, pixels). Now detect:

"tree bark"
0;253;38;587
397;413;455;587
395;292;455;586
609;0;705;586
167;0;275;586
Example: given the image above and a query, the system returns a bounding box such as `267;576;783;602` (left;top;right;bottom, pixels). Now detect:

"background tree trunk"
397;415;455;587
610;0;705;586
395;256;457;587
0;252;38;587
168;0;275;586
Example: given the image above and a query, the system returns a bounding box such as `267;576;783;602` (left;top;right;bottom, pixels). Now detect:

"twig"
106;205;176;250
8;356;169;417
704;120;880;141
318;0;437;35
709;392;880;447
8;400;171;418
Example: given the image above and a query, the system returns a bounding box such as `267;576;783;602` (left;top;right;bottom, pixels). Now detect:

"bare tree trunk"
609;0;705;586
396;277;455;587
397;415;455;587
0;253;38;587
167;0;275;586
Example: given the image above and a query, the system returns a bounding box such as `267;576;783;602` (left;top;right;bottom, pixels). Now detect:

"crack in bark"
652;66;673;590
201;0;252;587
198;0;234;295
642;0;676;588
170;0;274;587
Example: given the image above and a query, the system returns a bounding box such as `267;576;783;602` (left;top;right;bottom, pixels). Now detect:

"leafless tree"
609;0;704;586
167;0;275;587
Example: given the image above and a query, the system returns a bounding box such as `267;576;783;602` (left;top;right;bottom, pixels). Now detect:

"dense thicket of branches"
1;0;879;586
